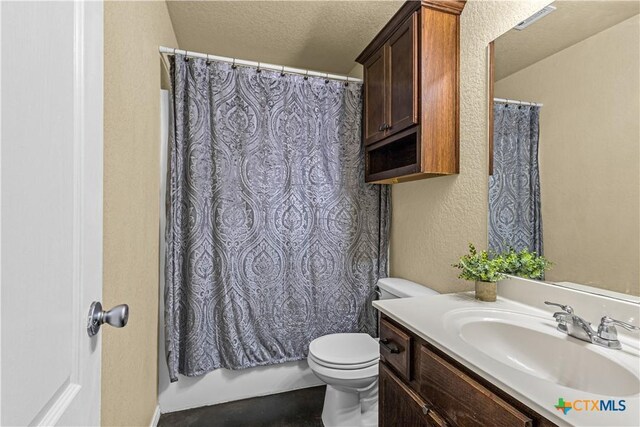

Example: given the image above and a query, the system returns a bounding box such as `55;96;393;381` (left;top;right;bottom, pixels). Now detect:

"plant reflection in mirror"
453;243;552;283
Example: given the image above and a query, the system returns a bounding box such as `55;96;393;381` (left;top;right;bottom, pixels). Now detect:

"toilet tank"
377;277;439;300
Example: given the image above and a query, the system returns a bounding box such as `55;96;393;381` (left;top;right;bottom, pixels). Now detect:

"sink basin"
446;310;640;397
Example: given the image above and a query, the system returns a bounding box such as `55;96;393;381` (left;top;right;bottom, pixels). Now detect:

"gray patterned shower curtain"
165;54;390;382
489;102;543;255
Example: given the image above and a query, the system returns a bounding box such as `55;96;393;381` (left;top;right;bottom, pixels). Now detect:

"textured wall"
495;15;640;295
390;0;552;293
165;1;403;74
102;1;177;425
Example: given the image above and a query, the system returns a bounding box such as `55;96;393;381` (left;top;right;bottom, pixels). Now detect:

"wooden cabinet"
378;315;558;427
387;12;419;137
380;363;447;427
363;48;387;145
357;1;465;183
379;318;411;380
363;13;418;146
419;347;532;427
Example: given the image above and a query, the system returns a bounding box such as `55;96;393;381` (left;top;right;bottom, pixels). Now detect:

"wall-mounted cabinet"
363;13;418;146
357;1;466;184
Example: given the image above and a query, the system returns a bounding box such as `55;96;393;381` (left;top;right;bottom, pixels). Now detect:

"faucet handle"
544;301;574;314
595;316;639;350
545;301;574;334
599;316;640;332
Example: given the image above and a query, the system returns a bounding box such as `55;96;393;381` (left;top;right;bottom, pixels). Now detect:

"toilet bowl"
308;278;439;427
308;333;379;427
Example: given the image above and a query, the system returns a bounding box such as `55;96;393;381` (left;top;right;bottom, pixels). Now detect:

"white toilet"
308;278;439;427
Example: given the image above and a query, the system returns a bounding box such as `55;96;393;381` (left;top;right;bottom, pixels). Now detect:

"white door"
0;0;103;425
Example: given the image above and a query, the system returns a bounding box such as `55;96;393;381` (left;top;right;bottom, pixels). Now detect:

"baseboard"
149;405;161;427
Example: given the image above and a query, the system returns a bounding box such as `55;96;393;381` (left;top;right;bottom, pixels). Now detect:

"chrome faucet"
544;301;640;350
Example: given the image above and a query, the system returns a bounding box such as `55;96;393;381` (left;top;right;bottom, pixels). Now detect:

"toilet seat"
308;351;378;370
307;352;379;382
308;333;379;370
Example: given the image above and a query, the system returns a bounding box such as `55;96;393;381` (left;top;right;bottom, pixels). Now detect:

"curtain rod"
494;97;543;107
159;46;362;83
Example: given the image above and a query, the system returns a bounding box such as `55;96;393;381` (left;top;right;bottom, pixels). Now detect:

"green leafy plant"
452;243;506;283
497;247;552;280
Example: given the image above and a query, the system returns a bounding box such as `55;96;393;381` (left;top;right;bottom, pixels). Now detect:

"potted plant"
453;243;505;302
498;247;552;280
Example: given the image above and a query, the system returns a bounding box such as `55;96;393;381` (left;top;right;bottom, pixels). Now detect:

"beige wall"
495;15;640;295
349;63;364;79
390;0;552;293
103;1;177;425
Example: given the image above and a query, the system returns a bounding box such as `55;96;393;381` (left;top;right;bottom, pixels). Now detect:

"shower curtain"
489;102;543;255
165;54;390;382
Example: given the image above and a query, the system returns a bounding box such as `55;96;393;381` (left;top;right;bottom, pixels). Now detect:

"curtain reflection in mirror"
489;102;543;256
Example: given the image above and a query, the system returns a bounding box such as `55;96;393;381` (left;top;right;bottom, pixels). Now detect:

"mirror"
488;1;639;297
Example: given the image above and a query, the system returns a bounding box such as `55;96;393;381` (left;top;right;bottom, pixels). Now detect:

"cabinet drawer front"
419;346;532;427
380;363;447;427
379;318;411;380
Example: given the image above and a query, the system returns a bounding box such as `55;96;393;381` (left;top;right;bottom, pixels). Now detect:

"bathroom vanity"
378;316;552;427
373;278;640;427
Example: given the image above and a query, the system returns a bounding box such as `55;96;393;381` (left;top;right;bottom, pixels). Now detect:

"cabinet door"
387;12;418;136
419;346;532;427
380;363;447;427
363;47;387;145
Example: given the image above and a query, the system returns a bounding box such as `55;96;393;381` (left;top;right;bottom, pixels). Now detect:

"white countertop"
373;291;640;427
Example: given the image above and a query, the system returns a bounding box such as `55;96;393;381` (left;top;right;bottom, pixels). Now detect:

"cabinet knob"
380;338;401;354
422;404;430;415
378;123;386;131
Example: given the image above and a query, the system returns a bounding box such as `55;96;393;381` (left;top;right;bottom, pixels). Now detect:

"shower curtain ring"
257;62;262;73
280;66;285;77
206;54;211;66
344;76;349;87
304;70;309;80
325;73;329;84
232;58;237;69
184;51;189;62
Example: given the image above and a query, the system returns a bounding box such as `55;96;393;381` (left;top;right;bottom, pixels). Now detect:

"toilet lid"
309;333;379;366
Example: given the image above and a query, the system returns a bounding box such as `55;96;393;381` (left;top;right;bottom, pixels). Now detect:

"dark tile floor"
158;386;326;427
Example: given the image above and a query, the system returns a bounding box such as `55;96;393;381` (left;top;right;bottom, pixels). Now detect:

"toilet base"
321;381;378;427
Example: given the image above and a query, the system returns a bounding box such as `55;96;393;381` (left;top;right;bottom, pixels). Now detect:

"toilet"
308;278;439;426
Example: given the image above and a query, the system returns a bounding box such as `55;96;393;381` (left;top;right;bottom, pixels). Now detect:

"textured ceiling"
495;1;640;80
165;0;404;75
